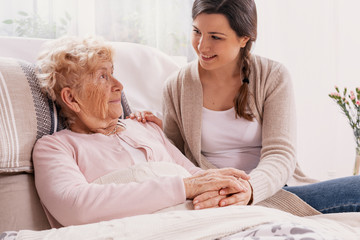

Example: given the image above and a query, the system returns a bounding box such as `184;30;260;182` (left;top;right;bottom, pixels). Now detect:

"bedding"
0;223;339;240
14;162;359;240
0;232;17;240
221;222;339;239
0;224;340;240
15;205;359;240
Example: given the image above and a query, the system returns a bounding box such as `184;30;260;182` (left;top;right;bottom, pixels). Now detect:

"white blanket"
16;205;360;240
17;162;360;240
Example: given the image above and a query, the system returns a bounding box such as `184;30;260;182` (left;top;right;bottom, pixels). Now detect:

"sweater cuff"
170;176;187;203
248;171;270;204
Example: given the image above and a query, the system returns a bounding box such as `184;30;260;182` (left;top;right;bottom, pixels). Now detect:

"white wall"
254;0;360;180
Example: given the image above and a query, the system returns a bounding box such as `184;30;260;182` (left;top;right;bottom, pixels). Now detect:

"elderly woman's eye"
100;74;108;80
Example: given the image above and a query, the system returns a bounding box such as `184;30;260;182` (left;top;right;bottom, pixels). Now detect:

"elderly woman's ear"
61;87;81;113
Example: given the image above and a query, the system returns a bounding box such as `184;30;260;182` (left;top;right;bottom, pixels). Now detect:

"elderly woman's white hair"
36;36;114;125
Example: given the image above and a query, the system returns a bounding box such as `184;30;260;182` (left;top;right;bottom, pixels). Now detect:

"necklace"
106;119;127;136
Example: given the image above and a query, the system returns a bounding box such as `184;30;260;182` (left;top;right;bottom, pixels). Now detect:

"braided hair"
192;0;257;120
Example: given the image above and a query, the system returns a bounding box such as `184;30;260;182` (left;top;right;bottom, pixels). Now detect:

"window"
0;0;195;59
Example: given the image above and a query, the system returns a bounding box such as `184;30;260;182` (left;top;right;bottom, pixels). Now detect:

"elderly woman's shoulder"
33;129;76;154
123;119;165;141
35;129;77;146
124;118;161;132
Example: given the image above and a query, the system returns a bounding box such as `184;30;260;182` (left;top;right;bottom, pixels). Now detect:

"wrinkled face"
77;61;123;126
191;13;248;71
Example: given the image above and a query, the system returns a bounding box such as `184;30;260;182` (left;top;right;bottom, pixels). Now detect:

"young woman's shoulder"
164;60;200;94
251;54;292;87
165;61;198;85
251;55;289;74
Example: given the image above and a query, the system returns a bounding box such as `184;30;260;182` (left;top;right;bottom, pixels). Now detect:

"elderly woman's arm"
33;137;189;227
33;133;247;227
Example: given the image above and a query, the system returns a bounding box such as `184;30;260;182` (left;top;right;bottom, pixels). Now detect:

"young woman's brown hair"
192;0;257;120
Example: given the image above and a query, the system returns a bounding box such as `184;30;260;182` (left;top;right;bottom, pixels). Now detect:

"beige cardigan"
162;55;320;216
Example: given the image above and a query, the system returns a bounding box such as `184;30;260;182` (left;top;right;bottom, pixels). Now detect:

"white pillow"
111;42;180;117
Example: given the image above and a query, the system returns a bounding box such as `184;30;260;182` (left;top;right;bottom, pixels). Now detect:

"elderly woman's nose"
111;77;123;91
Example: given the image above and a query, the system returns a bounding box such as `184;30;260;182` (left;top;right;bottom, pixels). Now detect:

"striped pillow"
0;57;65;173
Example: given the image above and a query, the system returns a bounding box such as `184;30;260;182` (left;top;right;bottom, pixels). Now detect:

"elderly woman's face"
77;61;123;124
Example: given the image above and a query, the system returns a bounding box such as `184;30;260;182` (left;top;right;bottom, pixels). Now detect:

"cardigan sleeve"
32;135;187;227
162;72;186;153
249;63;297;204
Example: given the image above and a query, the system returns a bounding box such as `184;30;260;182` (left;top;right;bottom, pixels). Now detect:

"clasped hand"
184;168;253;210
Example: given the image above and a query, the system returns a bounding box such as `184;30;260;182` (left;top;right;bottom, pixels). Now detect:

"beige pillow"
0;173;50;232
0;57;65;173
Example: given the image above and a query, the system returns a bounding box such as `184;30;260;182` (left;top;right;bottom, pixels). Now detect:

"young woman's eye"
193;29;201;34
212;35;222;40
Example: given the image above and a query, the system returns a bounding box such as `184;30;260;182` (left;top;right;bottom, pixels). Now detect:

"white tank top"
201;107;262;173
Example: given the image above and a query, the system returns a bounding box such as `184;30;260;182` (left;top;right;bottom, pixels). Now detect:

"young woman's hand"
192;168;250;182
183;168;250;200
128;111;163;129
192;179;253;209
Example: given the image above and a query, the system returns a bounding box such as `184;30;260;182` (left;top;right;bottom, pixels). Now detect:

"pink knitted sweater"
32;119;201;227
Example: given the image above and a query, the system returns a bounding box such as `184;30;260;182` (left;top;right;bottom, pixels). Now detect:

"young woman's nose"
198;36;210;52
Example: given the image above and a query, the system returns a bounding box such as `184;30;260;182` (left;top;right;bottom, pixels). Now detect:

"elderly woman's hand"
192;179;253;210
183;168;250;199
128;111;163;129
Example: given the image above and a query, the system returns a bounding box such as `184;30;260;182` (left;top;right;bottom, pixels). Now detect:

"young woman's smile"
200;54;217;61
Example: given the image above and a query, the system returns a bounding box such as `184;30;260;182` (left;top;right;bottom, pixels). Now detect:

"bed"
0;36;359;240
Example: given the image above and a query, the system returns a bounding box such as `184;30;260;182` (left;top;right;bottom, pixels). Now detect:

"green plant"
2;11;71;39
329;86;360;175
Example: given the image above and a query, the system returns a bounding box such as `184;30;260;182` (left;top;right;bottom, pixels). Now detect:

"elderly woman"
32;36;250;228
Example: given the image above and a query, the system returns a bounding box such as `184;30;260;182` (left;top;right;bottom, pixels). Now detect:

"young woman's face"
191;13;249;72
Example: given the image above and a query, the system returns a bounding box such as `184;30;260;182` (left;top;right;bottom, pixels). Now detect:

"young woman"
133;0;360;215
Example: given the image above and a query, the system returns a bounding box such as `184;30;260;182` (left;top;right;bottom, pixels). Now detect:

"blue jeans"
283;175;360;213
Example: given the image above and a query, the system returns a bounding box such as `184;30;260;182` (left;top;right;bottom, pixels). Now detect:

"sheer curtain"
94;0;194;58
0;0;194;60
1;0;360;179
